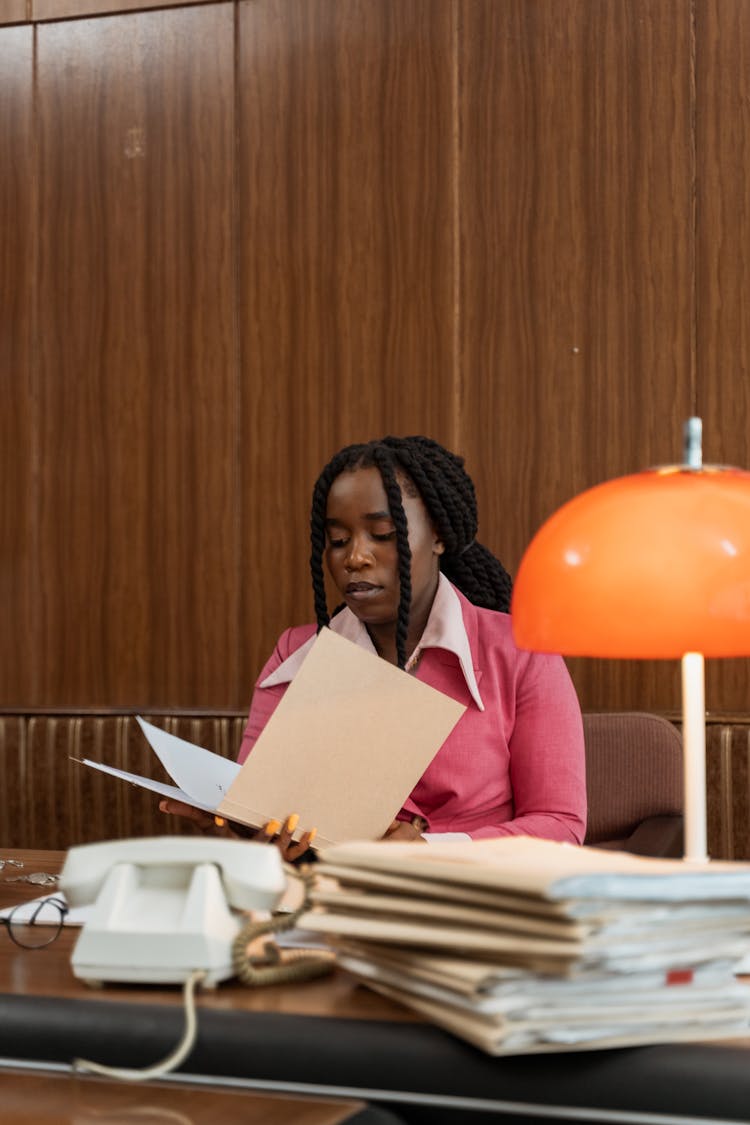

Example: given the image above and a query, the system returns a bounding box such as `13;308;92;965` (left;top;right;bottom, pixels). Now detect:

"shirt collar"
259;573;484;711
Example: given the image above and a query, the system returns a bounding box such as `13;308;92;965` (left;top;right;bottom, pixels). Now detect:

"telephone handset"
60;837;287;987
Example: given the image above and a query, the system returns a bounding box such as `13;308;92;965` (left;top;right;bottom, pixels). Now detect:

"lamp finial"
683;416;703;470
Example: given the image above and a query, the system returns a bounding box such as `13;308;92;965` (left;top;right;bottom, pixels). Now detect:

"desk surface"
4;848;750;1125
0;847;416;1020
0;849;402;1125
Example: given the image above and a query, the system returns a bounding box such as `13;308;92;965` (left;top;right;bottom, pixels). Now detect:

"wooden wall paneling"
31;0;211;21
238;0;458;689
24;718;73;849
459;0;694;712
0;712;246;848
705;721;750;860
696;0;750;713
35;4;239;707
0;27;34;705
0;1;27;25
0;717;28;847
19;715;163;849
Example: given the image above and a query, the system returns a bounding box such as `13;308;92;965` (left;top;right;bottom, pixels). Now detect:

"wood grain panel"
705;722;750;860
32;0;210;19
0;28;34;704
0;717;27;846
238;0;458;688
0;1;27;25
460;0;694;712
3;713;246;849
35;4;238;707
696;0;750;713
0;1072;366;1125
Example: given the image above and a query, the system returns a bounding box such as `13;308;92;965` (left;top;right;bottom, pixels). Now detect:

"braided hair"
309;435;513;669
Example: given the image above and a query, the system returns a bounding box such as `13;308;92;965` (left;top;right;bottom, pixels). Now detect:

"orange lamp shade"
511;466;750;659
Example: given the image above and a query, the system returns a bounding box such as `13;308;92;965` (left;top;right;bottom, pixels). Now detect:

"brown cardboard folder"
217;628;466;845
78;628;466;847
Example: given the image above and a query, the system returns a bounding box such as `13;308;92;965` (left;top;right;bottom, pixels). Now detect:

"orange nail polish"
264;819;281;836
214;816;226;828
308;827;317;844
286;813;300;833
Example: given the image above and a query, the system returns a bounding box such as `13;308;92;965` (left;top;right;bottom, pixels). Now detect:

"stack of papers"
300;836;750;1054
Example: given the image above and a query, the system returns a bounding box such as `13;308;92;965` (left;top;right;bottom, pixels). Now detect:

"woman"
163;436;586;857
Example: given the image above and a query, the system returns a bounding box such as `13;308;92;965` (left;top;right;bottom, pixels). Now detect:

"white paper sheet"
77;721;242;816
0;893;89;926
135;717;241;805
78;759;219;814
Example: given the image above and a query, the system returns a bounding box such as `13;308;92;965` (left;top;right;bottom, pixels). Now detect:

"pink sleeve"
469;653;587;843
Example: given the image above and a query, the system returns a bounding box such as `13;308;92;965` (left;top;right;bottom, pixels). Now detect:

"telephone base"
73;962;231;988
69;859;250;988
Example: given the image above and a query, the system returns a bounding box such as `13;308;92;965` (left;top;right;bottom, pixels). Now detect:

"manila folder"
217;628;465;847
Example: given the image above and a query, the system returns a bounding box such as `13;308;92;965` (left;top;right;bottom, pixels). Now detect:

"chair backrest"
583;711;683;850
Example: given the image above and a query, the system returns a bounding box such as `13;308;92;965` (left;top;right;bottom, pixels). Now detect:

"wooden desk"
0;848;413;1020
4;849;750;1125
0;849;397;1125
0;1069;373;1125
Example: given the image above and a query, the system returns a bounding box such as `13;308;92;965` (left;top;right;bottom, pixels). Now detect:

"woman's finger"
259;818;282;843
159;799;215;832
276;813;299;853
380;820;425;842
284;826;317;863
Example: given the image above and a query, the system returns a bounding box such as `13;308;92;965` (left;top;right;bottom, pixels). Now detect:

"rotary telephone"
60;836;290;987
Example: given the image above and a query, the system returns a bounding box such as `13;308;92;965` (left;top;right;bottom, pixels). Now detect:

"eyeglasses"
0;896;68;949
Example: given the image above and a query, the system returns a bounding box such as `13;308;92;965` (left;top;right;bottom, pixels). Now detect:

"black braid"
309;436;513;669
309;461;341;629
381;436;512;612
370;445;412;671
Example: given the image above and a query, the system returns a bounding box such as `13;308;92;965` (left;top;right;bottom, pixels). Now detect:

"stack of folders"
299;836;750;1054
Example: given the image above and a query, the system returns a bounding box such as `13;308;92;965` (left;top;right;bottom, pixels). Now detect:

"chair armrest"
623;815;684;858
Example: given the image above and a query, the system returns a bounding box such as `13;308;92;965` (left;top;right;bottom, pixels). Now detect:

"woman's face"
324;466;444;634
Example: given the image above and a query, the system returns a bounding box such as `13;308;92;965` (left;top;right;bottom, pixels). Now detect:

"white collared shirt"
260;572;484;713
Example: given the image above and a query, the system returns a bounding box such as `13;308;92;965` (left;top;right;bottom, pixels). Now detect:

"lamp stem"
681;652;708;863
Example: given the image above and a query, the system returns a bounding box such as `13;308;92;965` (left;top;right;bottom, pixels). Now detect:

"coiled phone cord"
231;864;336;986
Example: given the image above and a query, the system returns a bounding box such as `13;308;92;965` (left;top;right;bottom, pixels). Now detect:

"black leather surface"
1;993;749;1123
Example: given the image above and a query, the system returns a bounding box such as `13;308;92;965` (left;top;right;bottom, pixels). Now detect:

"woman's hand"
159;800;316;863
381;818;427;842
271;814;318;863
159;798;219;833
